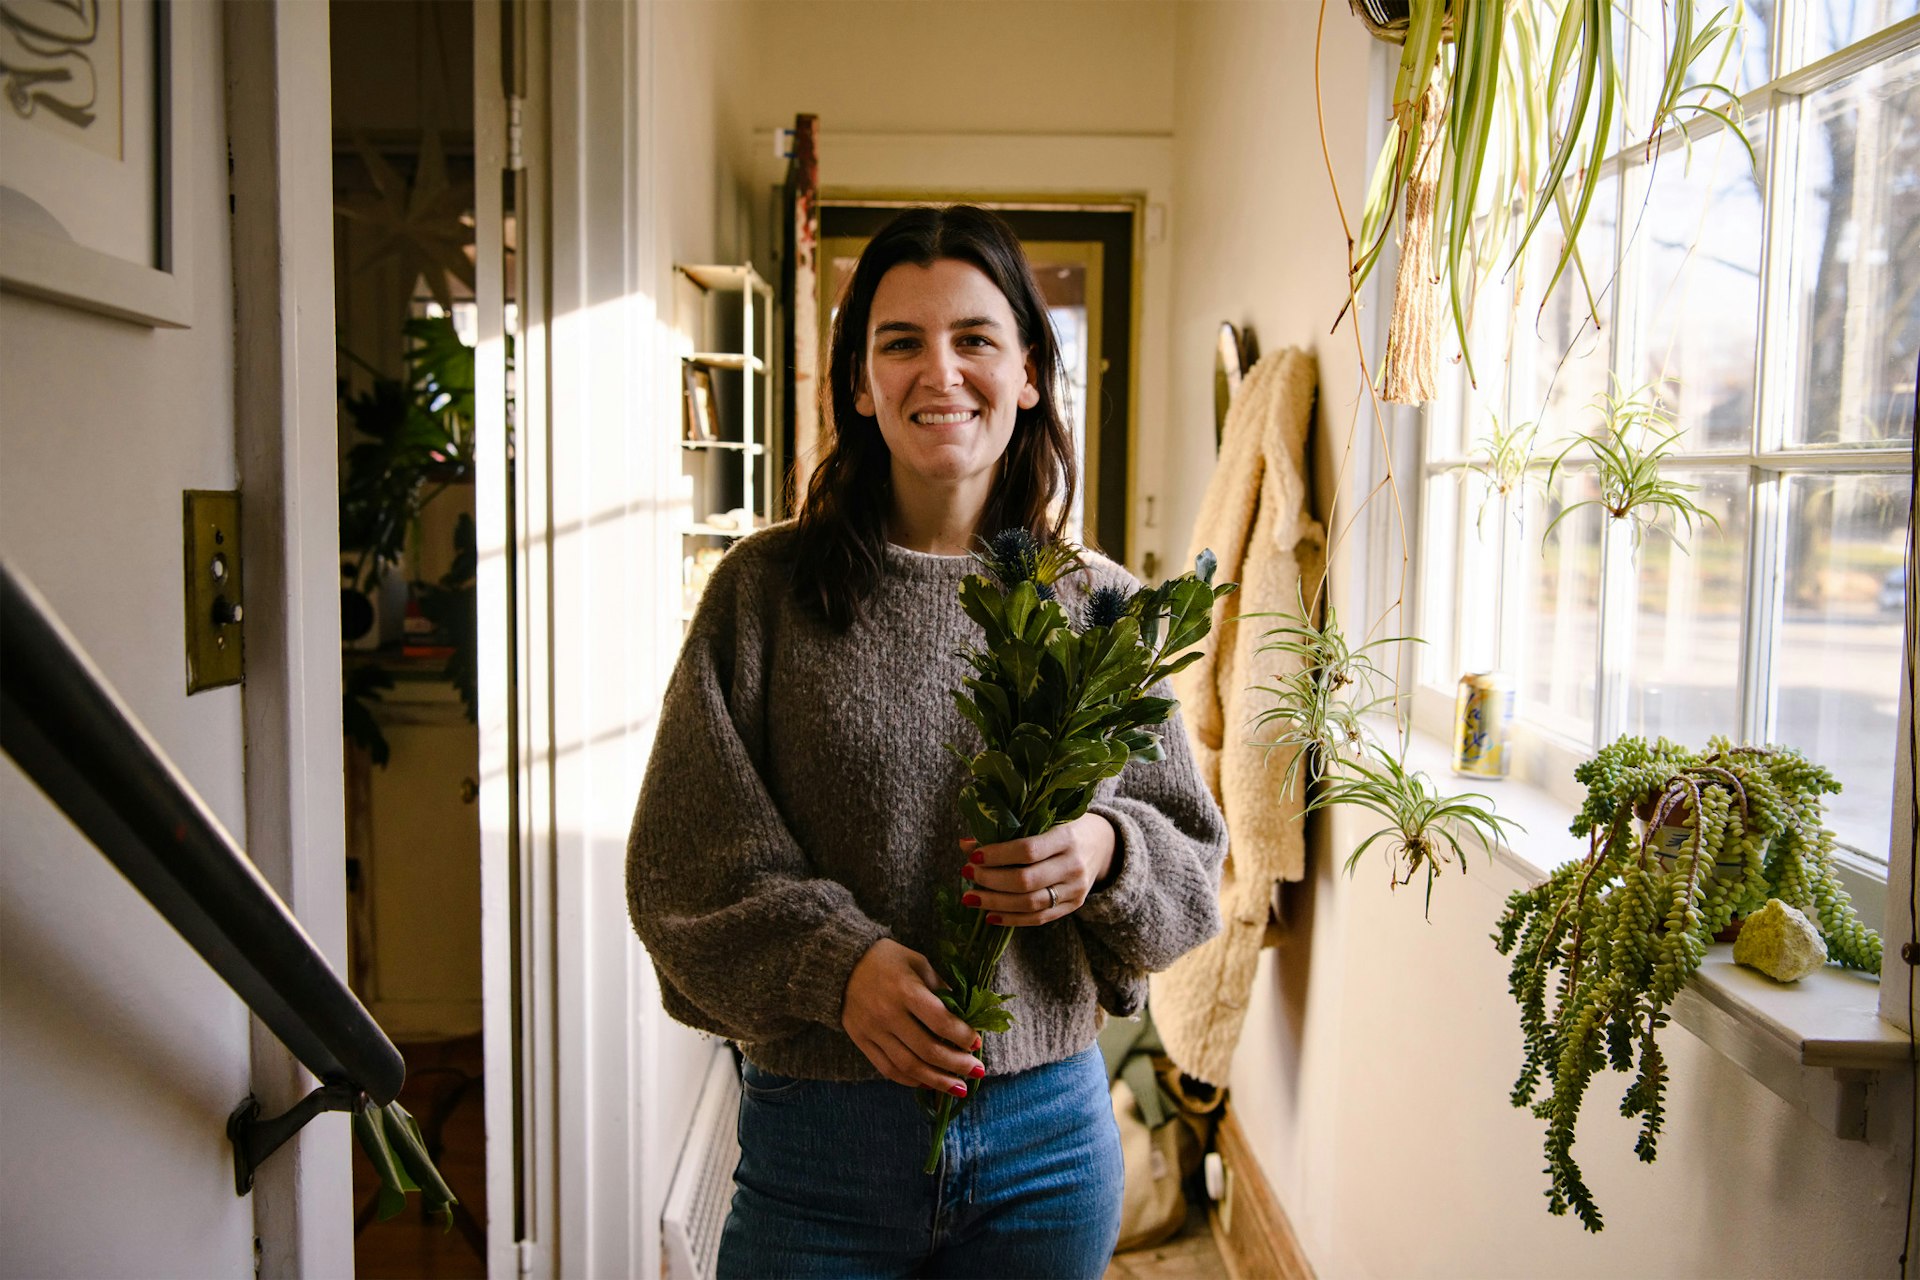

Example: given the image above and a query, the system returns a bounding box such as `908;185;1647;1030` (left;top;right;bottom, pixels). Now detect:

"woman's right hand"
841;938;984;1095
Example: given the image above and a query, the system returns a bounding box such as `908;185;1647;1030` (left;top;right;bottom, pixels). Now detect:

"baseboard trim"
1208;1106;1314;1280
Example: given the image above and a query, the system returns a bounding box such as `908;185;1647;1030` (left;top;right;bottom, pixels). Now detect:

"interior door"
475;2;557;1276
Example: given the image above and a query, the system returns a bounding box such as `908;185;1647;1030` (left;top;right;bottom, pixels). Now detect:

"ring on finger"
1046;884;1058;910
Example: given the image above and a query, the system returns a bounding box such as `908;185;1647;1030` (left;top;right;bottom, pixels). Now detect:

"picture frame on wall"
0;0;193;328
683;362;719;442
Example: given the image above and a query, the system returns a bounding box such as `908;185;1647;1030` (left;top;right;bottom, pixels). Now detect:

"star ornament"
336;129;476;311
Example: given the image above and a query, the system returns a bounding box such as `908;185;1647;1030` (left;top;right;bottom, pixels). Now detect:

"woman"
626;205;1226;1279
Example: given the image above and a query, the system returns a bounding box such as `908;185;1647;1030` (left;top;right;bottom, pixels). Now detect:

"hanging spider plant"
1312;745;1520;914
1348;0;1752;397
1543;381;1718;548
1247;590;1410;800
1454;414;1541;534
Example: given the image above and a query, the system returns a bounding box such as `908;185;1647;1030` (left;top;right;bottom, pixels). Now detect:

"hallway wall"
539;2;758;1275
735;0;1177;138
0;5;261;1277
1166;4;1910;1276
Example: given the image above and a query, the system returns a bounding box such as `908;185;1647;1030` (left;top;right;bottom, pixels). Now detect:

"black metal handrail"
0;560;405;1120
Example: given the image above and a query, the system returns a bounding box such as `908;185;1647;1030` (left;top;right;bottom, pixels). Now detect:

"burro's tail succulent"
1494;735;1880;1232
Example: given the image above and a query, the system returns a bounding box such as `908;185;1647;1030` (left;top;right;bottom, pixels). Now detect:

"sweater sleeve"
1075;687;1229;1013
625;548;888;1043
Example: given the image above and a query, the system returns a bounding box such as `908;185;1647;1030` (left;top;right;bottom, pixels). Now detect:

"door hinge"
516;1238;536;1277
507;95;526;172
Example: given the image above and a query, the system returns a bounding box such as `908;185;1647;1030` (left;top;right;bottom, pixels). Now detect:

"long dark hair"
790;205;1077;629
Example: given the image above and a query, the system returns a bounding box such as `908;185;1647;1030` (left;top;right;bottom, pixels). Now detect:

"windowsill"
1397;727;1911;1140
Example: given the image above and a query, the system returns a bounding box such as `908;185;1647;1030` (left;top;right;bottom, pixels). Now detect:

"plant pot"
1348;0;1454;44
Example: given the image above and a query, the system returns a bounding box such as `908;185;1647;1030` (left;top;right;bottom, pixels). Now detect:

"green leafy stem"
922;533;1236;1173
352;1096;459;1232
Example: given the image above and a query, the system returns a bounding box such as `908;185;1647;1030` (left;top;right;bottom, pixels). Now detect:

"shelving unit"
678;264;775;621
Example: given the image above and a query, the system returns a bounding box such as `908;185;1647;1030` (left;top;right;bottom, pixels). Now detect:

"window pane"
1773;472;1908;857
1458;468;1506;675
1621;470;1751;743
1803;0;1920;66
1418;473;1461;688
1510;175;1618;441
1787;44;1920;448
1517;468;1602;740
1718;0;1783;94
1635;125;1766;450
1427;350;1467;461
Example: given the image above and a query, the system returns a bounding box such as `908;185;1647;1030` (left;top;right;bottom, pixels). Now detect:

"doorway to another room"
331;2;491;1274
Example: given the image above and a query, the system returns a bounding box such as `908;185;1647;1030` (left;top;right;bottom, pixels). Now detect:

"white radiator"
662;1044;742;1280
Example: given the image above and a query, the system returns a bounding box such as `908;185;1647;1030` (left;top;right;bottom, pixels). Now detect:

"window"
1416;2;1918;867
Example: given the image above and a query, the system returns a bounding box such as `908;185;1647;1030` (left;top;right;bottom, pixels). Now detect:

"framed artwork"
0;0;192;327
683;363;718;442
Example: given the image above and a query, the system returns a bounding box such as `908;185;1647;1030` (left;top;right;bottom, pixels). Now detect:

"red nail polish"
960;865;975;881
970;849;985;865
949;1083;968;1098
973;1036;982;1051
962;892;981;908
986;914;1003;925
969;1065;985;1080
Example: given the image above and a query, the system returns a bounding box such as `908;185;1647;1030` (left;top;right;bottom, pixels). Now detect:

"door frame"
224;1;356;1274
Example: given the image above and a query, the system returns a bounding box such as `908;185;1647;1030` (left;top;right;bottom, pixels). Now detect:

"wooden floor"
1105;1200;1229;1280
353;1035;488;1280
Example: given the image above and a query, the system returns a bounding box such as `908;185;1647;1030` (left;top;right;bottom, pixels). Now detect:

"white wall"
1167;4;1912;1276
538;2;757;1275
0;5;257;1277
736;0;1177;138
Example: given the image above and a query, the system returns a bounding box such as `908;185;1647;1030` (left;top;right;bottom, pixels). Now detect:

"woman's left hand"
959;813;1116;927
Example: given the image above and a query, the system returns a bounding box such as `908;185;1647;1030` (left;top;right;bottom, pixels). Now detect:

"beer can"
1452;671;1514;778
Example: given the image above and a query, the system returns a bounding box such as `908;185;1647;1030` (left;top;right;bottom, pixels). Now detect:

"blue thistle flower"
984;527;1042;584
1080;584;1131;631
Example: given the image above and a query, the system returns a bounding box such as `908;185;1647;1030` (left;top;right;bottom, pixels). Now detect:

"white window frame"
1407;6;1920;925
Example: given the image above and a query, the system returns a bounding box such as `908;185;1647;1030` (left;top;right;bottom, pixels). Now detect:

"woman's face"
854;258;1040;497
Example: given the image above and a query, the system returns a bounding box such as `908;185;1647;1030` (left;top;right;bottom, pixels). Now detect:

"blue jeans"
718;1043;1123;1279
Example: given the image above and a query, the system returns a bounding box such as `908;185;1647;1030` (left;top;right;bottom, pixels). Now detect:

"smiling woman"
625;205;1228;1279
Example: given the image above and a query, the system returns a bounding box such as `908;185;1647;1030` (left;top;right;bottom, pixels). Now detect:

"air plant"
1248;589;1514;915
1455;415;1541;535
1544;381;1718;548
1248;590;1408;800
1496;735;1881;1232
1312;744;1519;914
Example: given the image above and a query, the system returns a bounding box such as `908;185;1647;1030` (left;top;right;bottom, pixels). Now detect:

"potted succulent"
1495;734;1882;1232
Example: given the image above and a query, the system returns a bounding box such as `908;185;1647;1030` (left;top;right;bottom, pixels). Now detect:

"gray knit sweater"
625;523;1227;1081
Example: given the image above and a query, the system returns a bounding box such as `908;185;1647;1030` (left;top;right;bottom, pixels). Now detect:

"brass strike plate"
184;490;244;693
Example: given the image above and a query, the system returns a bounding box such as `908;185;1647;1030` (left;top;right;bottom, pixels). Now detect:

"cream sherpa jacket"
1149;347;1325;1086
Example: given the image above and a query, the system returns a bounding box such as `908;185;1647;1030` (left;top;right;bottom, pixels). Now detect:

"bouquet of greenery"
923;529;1235;1172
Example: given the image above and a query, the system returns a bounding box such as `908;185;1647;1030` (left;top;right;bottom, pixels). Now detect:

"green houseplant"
1250;594;1517;914
1342;0;1751;400
339;314;480;765
1494;734;1883;1231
